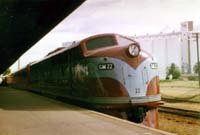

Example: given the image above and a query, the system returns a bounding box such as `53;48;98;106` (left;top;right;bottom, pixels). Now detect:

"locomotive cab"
79;34;161;105
78;34;161;128
78;34;161;103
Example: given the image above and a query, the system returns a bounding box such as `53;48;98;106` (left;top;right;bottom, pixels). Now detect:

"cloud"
52;0;200;36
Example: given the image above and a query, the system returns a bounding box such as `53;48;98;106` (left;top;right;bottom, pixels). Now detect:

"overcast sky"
10;0;200;72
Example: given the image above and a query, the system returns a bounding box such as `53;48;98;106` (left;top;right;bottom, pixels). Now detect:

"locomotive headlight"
128;44;140;57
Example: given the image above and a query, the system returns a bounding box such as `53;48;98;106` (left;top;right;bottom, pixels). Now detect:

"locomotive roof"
12;33;138;74
10;41;80;75
29;33;123;66
30;40;81;66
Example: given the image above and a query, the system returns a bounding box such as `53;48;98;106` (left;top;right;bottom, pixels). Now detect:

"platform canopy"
0;0;84;74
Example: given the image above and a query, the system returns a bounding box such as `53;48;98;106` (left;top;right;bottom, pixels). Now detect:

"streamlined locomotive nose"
122;52;161;104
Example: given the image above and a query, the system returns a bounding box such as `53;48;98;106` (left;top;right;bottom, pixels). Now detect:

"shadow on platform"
0;87;83;111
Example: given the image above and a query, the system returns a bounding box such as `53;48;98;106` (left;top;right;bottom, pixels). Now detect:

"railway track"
159;106;200;119
162;97;200;103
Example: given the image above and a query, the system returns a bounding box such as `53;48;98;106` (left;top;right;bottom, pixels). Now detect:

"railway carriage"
6;33;162;128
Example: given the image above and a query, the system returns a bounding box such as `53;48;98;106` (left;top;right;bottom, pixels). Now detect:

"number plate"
98;63;114;70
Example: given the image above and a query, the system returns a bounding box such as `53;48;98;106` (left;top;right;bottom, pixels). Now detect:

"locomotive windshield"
86;36;116;50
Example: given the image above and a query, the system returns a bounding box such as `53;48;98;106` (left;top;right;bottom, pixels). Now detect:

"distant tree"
166;63;181;79
193;62;200;74
3;68;11;76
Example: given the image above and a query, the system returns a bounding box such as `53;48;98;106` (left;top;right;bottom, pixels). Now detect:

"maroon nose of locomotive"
126;46;161;106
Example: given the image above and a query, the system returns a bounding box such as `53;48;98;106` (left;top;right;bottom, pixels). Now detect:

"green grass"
159;79;173;83
160;80;200;103
189;95;200;102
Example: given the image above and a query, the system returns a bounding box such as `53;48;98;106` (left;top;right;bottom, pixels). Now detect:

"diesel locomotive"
6;33;161;128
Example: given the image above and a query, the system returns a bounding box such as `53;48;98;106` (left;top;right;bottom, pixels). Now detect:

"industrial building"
134;21;199;79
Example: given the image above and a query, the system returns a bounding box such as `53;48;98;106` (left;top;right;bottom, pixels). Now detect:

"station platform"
0;87;172;135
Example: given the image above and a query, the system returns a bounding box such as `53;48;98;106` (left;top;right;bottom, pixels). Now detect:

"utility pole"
195;33;200;87
188;35;191;73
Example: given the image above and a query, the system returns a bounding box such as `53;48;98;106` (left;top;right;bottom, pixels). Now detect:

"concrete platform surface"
0;87;172;135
